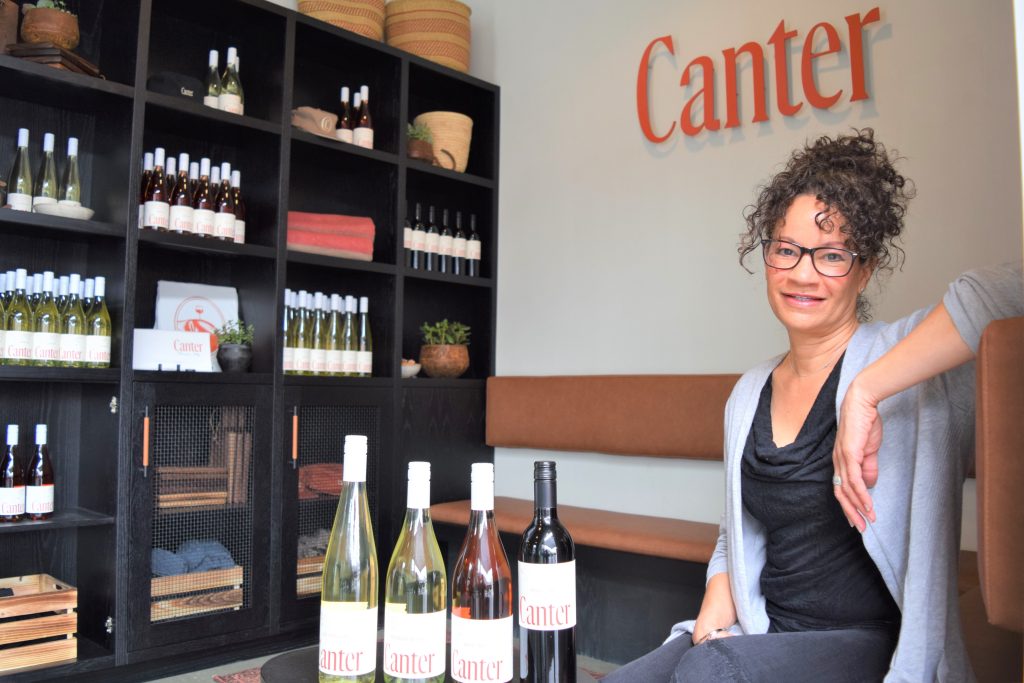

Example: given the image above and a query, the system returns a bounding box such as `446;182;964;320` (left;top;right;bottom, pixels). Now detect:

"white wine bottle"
310;291;327;375
319;434;378;683
293;290;312;375
282;289;294;374
342;296;357;376
356;297;372;378
5;269;32;366
204;49;221;108
56;275;69;313
59;273;87;368
32;132;59;209
219;47;244;115
85;276;111;368
326;293;343;376
6;128;33;212
59;137;81;207
31;271;60;367
383;461;447;683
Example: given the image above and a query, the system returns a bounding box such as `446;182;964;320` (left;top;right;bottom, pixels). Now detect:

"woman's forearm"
692;572;737;642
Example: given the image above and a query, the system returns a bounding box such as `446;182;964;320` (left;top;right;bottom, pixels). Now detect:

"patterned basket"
299;0;385;42
385;0;471;73
413;111;472;172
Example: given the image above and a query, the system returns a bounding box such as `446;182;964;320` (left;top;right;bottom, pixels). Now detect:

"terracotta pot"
20;7;79;51
0;1;18;54
407;138;434;163
217;343;253;373
419;344;469;378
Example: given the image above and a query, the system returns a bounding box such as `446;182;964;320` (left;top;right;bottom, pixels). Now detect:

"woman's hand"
834;379;882;531
692;572;737;645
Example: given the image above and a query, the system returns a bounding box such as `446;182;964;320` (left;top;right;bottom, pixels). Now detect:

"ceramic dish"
32;203;95;220
401;362;422;379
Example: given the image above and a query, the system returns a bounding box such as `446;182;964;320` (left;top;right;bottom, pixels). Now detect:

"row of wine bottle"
335;85;375;149
404;203;482;276
0;269;112;367
139;148;247;243
0;424;55;522
320;437;574;683
282;289;373;376
203;47;246;115
4;129;82;212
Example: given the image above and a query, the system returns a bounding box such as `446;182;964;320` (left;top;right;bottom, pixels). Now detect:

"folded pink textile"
287;211;375;239
287;228;373;262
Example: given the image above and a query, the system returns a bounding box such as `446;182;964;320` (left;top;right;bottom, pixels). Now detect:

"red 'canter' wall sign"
636;6;881;140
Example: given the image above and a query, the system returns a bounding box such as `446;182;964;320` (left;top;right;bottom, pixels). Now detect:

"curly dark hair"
739;128;915;320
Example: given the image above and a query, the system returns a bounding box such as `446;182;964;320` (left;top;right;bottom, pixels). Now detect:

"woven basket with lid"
299;0;386;42
385;0;470;73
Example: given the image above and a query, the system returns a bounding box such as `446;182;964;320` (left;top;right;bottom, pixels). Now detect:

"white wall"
461;1;1022;546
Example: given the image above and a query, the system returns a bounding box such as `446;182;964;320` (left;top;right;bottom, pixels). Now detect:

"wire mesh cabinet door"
126;382;273;656
280;386;392;625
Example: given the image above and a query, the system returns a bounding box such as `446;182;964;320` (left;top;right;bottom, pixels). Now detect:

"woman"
605;129;1022;682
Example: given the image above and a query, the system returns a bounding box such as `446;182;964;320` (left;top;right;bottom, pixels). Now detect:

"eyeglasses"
760;239;860;277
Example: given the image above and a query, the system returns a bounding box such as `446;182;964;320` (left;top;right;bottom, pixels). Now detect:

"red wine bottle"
410;202;426;270
424;205;439;272
438;209;453;275
451;463;513;683
143;147;170;231
452;211;467;276
403;205;413;268
25;424;54;521
467;214;481;278
518;461;576;683
0;425;25;522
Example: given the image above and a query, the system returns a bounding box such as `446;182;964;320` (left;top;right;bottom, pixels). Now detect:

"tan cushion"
959;586;1024;682
976;317;1024;633
431;496;718;564
486;375;740;460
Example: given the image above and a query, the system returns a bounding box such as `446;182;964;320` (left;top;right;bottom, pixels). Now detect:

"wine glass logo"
173;297;225;336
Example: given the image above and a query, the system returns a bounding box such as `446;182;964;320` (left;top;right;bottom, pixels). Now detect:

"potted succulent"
407;122;435;163
419;319;470;378
20;1;79;51
215;320;254;373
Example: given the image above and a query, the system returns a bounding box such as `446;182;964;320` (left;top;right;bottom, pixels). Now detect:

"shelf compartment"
144;92;281;135
288;136;399;265
137;230;276;260
150;566;244;622
286;249;396;276
403;278;493;379
142;102;282;249
293;19;402;155
0;508;116;536
291;129;399;166
0;368;119;385
403;267;493;289
0;574;78;675
0;55;134;103
0;209;124;241
146;0;286;124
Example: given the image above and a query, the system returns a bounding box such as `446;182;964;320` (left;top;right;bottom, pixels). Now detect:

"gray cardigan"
670;263;1023;682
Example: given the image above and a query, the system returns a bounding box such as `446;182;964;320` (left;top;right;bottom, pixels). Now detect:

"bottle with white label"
82;277;94;316
213;162;235;241
356;297;372;377
452;211;467;276
326;294;344;376
231;170;246;243
353;85;373;149
60;273;88;368
219;47;244;115
138;151;154;230
293;290;312;375
310;291;327;375
25;424;54;521
143;147;170;231
424;206;439;272
29;272;42;311
31;271;60;367
32;132;58;209
341;296;357;376
410;203;426;270
451;463;513;683
56;275;70;313
319;434;378;683
336;86;354;143
282;289;294;374
467;214;482;278
0;425;24;522
59;137;81;207
169;152;193;234
6;128;33;212
383;462;447;683
518;461;576;683
204;49;221;108
438;209;453;275
403;207;413;268
165;155;177;196
85;276;111;368
192;158;216;239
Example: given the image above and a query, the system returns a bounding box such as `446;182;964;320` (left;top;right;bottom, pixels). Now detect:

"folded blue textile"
152;548;188;577
177;539;236;572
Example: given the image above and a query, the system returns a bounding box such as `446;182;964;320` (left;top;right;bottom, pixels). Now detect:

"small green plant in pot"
407;122;435;164
419;319;470;378
215;320;255;373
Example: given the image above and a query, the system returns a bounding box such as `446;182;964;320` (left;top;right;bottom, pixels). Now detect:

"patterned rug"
212;668;260;683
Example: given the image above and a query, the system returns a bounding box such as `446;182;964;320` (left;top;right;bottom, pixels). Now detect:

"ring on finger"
832;474;842;487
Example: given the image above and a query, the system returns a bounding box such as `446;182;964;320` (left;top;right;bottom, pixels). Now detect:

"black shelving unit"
0;0;497;680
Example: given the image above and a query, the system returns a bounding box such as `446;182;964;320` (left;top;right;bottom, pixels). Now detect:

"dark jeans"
602;628;897;683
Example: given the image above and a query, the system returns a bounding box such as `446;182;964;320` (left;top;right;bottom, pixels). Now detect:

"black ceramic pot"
217;343;252;373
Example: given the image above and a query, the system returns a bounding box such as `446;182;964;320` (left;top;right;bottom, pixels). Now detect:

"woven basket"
299;0;385;42
385;0;470;73
413;111;472;172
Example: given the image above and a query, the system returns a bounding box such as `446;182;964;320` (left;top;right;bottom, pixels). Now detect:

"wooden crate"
150;566;244;622
296;555;324;598
0;574;77;674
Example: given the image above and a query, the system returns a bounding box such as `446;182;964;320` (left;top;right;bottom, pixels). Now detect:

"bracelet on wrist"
697;627;730;644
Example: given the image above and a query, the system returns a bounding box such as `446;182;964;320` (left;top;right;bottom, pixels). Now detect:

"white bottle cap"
331;293;342;311
343;435;368;482
15;269;27;290
211;167;220;185
69;273;81;292
189;161;199;180
234;56;240;72
67;137;78;156
5;270;14;291
313;291;323;309
94;276;106;298
84;278;94;299
353;92;361;109
178;152;189;173
345;295;356;313
154;147;166;168
226;47;237;65
231;170;240;189
78;281;84;297
6;424;18;446
284;287;291;301
43;132;55;152
409;461;430;481
0;273;5;291
167;157;176;176
144;152;154;171
32;273;42;294
360;84;369;101
200;157;211;177
471;462;494;511
17;128;29;148
321;297;330;313
59;275;70;297
220;162;231;182
340;86;350;102
359;296;368;313
42;271;54;291
407;461;431;509
35;424;47;445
